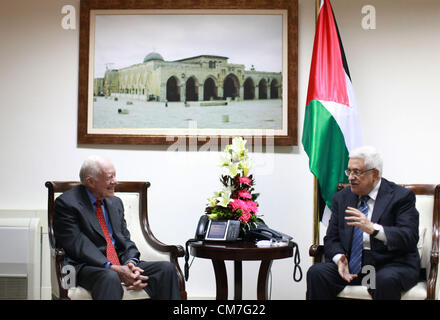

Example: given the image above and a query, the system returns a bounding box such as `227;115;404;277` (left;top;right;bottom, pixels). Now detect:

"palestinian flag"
302;0;362;225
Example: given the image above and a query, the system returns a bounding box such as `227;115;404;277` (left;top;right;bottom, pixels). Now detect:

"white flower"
238;158;252;177
229;137;247;162
207;195;218;208
231;137;246;153
227;162;239;178
219;152;232;167
219;137;252;177
216;187;232;207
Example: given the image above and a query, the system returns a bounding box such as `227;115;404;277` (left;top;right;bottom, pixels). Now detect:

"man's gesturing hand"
345;206;375;234
337;254;357;283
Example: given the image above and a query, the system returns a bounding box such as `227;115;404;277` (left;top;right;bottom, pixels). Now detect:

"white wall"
0;0;439;300
330;0;440;184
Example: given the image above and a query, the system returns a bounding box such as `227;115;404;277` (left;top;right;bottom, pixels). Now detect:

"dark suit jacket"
324;178;420;272
53;184;140;274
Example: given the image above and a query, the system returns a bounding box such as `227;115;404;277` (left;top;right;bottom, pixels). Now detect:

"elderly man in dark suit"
53;155;181;300
307;146;420;300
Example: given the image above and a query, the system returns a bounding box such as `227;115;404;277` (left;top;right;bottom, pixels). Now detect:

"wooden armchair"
309;184;440;300
45;181;187;300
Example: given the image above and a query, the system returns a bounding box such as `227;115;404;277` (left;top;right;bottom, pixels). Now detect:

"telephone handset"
195;214;209;240
246;225;292;241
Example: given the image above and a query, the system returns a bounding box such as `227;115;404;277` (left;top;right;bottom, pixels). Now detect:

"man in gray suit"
54;155;181;300
307;146;420;299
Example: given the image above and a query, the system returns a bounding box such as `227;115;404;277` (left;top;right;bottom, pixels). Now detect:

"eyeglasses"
344;168;375;177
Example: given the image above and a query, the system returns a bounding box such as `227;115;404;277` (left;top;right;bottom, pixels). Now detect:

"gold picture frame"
77;0;298;146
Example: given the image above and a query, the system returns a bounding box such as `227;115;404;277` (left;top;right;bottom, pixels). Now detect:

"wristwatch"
371;223;380;237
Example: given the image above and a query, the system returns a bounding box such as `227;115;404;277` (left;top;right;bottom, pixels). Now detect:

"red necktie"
95;200;120;265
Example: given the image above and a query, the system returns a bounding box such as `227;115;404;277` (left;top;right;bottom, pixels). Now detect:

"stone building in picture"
94;52;282;103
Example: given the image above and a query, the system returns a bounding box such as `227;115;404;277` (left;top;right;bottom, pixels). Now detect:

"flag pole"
312;0;321;248
313;181;320;246
316;0;321;20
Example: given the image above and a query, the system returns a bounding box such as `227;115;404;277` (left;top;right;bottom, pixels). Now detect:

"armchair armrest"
141;230;185;258
427;246;439;299
309;244;324;263
50;247;69;299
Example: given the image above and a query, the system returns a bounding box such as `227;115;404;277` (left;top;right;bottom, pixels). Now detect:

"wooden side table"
189;241;294;300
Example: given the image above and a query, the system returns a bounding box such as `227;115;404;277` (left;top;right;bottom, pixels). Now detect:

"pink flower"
230;199;247;213
247;200;258;213
230;199;258;225
238;176;252;185
238;189;252;200
239;212;252;223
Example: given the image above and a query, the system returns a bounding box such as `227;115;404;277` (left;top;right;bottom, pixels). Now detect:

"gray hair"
79;155;106;185
349;146;383;177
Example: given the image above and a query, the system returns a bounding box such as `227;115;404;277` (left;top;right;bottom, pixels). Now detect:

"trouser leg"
137;260;181;300
78;266;123;300
370;263;419;300
306;262;352;300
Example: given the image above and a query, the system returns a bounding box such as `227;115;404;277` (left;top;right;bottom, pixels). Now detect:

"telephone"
185;215;303;283
185;215;241;281
194;215;241;241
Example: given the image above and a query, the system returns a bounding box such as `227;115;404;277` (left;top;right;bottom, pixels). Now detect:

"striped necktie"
95;200;120;265
348;195;370;275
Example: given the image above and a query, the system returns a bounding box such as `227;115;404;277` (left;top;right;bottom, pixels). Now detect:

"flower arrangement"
205;137;264;235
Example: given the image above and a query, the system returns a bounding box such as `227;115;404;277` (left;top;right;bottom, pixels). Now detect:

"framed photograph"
77;0;298;146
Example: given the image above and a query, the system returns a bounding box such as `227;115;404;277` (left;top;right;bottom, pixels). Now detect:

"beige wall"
0;0;439;299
